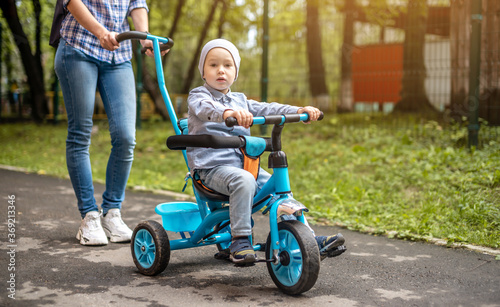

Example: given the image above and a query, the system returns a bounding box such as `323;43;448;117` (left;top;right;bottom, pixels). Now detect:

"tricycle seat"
191;173;229;203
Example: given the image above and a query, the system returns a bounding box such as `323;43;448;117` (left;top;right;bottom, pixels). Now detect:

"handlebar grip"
116;31;148;42
225;117;238;127
303;111;324;122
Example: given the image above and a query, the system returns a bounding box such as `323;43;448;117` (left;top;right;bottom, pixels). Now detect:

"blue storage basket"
155;202;202;232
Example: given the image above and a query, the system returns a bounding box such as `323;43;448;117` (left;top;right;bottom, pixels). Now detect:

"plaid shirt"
61;0;148;64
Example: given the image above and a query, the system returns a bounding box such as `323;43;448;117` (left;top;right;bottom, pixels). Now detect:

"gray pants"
196;166;312;237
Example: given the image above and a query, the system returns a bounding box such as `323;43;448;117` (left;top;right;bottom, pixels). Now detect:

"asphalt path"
0;168;499;306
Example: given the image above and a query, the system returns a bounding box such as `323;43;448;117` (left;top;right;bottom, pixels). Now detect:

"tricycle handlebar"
116;31;174;53
116;31;148;41
225;112;324;128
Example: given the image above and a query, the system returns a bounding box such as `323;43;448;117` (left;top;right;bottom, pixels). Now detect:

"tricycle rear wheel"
131;220;170;276
266;220;320;295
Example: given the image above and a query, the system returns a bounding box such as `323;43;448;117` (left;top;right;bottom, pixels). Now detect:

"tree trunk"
306;0;330;110
217;0;228;38
394;0;436;114
338;0;355;112
476;0;499;125
0;0;46;122
162;0;186;66
0;23;2;119
181;0;221;94
5;35;14;112
33;0;43;80
449;0;500;125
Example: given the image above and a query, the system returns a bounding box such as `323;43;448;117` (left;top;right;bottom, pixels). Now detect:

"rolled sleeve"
128;0;149;15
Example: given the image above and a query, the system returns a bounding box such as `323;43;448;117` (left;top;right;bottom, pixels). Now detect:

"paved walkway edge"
1;163;498;257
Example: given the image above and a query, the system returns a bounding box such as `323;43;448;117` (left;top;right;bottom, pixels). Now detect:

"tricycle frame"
123;32;322;295
147;32;309;263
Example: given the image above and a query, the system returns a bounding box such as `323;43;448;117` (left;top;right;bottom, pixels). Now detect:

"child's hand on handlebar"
223;109;253;128
298;106;321;124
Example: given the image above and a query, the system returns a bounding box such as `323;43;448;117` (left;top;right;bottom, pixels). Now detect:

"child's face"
203;47;236;94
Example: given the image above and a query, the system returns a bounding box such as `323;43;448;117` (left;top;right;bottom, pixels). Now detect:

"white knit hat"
198;39;241;81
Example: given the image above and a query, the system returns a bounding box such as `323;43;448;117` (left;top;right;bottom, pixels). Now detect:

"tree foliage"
0;0;443;120
0;0;50;121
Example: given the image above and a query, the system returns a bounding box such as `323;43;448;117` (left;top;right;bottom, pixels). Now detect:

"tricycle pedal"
326;245;347;258
234;262;256;267
214;249;230;260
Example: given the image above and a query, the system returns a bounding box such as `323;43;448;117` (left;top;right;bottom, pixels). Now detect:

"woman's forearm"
130;8;149;32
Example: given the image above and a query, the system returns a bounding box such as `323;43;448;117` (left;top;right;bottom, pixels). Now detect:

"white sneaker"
76;211;108;246
101;209;133;243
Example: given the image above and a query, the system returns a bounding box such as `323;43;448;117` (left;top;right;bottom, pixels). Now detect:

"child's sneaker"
101;209;133;243
229;237;257;265
316;233;345;260
76;211;108;246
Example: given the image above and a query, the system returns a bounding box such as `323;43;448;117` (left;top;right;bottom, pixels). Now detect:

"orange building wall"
351;44;404;104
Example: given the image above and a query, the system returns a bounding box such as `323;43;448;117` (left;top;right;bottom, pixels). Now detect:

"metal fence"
1;0;499;136
257;0;499;127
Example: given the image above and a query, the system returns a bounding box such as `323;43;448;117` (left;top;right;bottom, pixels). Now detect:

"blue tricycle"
117;32;342;295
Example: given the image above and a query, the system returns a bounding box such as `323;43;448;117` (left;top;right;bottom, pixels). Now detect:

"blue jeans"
55;39;136;218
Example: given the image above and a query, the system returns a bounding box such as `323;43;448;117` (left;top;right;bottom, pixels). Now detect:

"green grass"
1;114;499;249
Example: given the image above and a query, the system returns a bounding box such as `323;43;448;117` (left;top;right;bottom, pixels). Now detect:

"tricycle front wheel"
266;220;320;295
131;220;170;276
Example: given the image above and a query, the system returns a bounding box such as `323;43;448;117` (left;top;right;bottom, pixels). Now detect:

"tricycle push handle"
116;31;148;41
116;31;174;53
225;112;324;127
